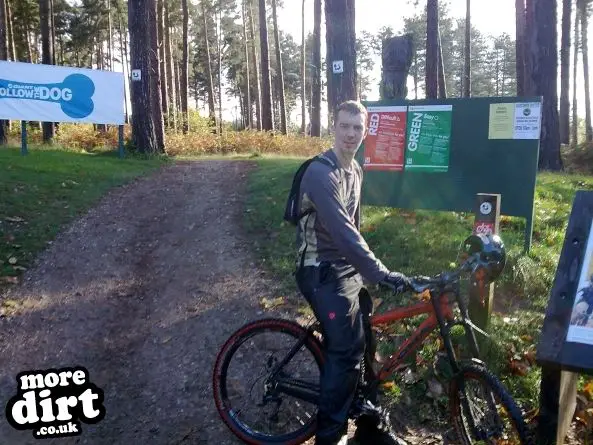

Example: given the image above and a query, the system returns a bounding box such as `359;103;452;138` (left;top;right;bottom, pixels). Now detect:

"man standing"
295;100;410;445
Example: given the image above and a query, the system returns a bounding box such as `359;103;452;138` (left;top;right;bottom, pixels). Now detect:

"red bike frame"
370;292;455;381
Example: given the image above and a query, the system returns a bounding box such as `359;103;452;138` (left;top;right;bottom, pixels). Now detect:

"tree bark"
524;0;536;95
300;0;306;134
0;0;7;144
202;2;216;130
158;0;168;124
50;0;55;65
325;0;357;123
530;0;562;170
6;0;15;61
148;0;164;147
242;0;252;129
181;0;189;133
463;0;471;97
572;6;580;148
216;7;223;134
271;0;286;134
118;14;129;124
559;0;572;144
437;20;447;98
39;0;54;143
311;0;321;137
248;0;262;130
515;0;526;96
164;1;177;131
258;0;274;130
107;0;113;69
128;0;160;153
580;0;592;141
426;0;439;99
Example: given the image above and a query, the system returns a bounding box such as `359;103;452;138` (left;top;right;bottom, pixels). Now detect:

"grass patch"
0;146;165;283
242;154;593;426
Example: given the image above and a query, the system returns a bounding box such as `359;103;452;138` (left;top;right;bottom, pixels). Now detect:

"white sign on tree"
332;60;344;74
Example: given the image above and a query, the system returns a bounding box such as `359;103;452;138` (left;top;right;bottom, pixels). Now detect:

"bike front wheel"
213;318;324;444
449;362;532;445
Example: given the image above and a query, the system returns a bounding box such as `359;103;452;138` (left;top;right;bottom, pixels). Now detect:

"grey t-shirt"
296;149;389;284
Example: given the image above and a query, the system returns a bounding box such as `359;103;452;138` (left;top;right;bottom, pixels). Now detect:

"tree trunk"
300;0;306;134
580;0;592;141
107;0;113;69
242;0;252;129
258;0;274;130
6;0;15;61
0;0;7;144
559;0;572;144
524;0;536;95
148;0;164;148
271;0;286;134
572;6;580;148
128;0;160;153
463;0;471;97
216;7;223;134
311;0;321;137
181;0;189;133
437;21;447;98
39;0;54;143
380;36;413;99
426;0;439;99
202;2;216;130
164;1;177;131
158;0;168;124
325;0;357;123
118;14;129;124
530;0;562;170
50;0;56;65
248;0;262;130
515;0;526;95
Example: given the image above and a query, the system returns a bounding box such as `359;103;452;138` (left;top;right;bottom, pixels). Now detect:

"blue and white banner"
0;61;124;125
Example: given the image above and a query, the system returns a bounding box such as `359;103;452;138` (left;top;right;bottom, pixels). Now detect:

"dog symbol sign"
332;60;344;74
131;69;141;81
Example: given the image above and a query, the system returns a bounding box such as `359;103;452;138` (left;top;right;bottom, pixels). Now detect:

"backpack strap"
296;154;337;220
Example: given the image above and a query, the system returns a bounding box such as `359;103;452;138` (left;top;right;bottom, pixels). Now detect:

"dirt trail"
0;159;446;445
0;160;286;444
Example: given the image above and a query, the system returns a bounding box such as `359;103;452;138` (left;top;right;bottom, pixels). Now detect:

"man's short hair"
334;100;368;123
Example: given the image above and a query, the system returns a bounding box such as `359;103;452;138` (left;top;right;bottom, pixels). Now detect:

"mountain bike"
212;234;532;444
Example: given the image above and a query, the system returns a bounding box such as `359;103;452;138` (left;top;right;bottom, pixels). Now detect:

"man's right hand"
380;272;412;294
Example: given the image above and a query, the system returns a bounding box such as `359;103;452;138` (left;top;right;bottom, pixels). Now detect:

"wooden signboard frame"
536;191;593;444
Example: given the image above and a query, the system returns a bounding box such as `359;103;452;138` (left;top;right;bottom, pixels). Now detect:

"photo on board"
567;220;593;344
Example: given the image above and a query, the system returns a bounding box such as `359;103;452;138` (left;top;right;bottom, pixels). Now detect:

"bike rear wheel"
213;318;323;444
449;362;532;445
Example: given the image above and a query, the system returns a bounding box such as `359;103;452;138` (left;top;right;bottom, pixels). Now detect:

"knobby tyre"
213;318;324;444
449;362;532;445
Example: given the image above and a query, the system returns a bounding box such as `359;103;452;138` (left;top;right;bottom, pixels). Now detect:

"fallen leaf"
260;296;285;309
427;378;444;398
509;359;529;376
8;257;17;265
161;336;172;344
583;381;593;400
382;381;396;390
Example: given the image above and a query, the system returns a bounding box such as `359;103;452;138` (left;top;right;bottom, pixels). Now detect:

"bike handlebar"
405;253;479;295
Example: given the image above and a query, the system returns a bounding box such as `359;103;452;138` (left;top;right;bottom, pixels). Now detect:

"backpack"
283;154;337;225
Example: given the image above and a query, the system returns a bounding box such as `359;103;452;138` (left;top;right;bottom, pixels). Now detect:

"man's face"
333;110;368;158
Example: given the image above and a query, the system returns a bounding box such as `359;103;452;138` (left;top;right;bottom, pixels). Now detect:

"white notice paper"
513;102;542;139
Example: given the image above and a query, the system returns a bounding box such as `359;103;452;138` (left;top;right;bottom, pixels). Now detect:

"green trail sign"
357;97;542;251
405;104;452;172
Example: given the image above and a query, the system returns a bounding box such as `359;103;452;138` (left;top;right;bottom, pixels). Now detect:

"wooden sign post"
469;193;501;332
537;191;593;444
